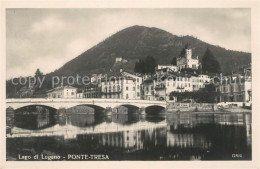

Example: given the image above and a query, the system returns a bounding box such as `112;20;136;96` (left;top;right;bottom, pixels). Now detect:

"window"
137;85;140;89
137;78;139;82
133;87;135;91
137;92;140;96
71;92;74;95
126;87;128;90
113;85;116;92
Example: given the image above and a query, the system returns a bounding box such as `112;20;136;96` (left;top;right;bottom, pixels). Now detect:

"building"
156;64;178;74
217;75;252;102
76;92;84;98
84;83;101;98
115;57;122;63
46;86;77;99
90;74;107;83
143;71;210;102
143;77;155;100
121;71;143;99
177;46;199;70
100;72;142;100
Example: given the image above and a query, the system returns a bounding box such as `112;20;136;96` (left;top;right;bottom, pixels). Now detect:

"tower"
185;48;192;60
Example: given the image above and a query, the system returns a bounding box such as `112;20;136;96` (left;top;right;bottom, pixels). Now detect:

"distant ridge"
6;25;251;97
54;25;251;76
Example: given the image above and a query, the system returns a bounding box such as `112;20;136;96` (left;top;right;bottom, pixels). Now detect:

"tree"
134;56;157;74
171;57;177;65
179;48;186;57
144;56;157;74
34;68;44;91
201;47;221;74
35;68;43;78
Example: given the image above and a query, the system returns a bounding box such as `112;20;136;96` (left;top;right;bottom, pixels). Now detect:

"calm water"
6;109;251;161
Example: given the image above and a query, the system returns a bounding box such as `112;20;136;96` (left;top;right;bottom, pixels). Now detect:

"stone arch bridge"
6;98;167;112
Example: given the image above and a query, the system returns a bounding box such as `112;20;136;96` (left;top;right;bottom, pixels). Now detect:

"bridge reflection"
6;112;251;160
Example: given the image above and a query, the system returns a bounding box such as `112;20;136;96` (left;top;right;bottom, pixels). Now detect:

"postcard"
1;0;259;169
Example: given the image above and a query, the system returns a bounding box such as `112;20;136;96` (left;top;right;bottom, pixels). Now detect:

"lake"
6;110;251;161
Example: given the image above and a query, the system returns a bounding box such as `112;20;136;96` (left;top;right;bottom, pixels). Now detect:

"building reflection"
165;113;251;160
76;126;166;153
7;112;252;160
14;106;57;130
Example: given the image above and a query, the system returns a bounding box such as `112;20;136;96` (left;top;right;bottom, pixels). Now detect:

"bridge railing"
6;98;166;104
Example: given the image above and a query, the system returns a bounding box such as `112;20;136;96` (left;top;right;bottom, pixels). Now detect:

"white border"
0;1;259;169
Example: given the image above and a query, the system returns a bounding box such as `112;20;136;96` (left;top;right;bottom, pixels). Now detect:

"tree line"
134;56;157;74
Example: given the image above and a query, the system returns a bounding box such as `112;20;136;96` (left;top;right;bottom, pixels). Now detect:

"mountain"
6;25;251;97
55;25;251;76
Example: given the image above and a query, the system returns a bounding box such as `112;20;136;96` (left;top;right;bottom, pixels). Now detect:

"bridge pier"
6;107;15;128
138;107;146;115
104;107;113;115
57;108;67;117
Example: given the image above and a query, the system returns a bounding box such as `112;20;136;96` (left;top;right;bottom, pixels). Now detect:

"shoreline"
165;110;251;114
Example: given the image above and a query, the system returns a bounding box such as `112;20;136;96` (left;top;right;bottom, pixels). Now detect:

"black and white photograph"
1;1;260;168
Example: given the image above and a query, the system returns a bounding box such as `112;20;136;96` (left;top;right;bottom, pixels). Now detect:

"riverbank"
166;102;251;114
166;109;251;115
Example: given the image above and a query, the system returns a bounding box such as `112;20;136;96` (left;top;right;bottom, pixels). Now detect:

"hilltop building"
177;45;199;70
115;57;122;63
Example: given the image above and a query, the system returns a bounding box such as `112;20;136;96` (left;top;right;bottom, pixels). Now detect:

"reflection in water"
14;106;57;130
7;109;251;161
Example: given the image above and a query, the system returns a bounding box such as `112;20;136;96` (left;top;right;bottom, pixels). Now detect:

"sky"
6;8;251;79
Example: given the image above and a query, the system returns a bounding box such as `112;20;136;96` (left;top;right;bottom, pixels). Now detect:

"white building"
177;47;199;70
115;57;122;62
100;72;142;100
156;64;178;73
143;77;156;101
143;72;210;102
46;86;77;99
217;75;252;102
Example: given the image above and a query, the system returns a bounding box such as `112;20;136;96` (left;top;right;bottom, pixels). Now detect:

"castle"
177;45;199;70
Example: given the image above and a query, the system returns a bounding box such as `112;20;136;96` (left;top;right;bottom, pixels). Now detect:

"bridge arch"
113;104;140;114
11;103;58;111
13;105;58;130
14;104;57;113
145;105;166;115
66;104;106;114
